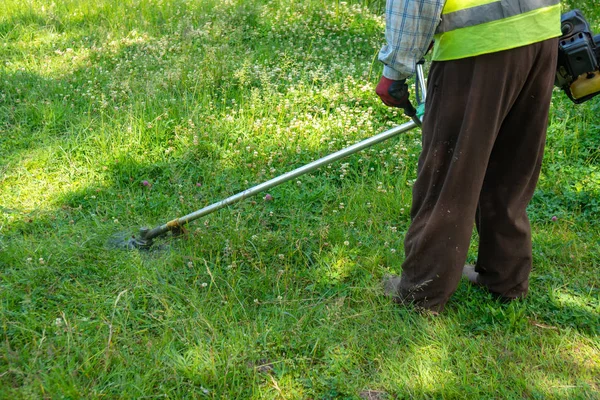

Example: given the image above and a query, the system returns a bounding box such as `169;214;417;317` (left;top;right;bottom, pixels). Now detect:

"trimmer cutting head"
108;228;154;250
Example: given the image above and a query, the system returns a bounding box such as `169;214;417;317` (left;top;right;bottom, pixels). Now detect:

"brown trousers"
397;38;559;312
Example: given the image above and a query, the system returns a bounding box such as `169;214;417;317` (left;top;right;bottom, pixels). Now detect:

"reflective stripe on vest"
432;0;561;61
437;0;560;34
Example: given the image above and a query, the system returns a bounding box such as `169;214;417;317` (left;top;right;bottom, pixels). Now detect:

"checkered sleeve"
378;0;444;80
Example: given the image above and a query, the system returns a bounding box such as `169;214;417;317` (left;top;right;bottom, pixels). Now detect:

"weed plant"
1;0;598;398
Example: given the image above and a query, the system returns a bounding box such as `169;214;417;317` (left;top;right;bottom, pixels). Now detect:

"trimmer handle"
405;100;422;126
401;100;417;118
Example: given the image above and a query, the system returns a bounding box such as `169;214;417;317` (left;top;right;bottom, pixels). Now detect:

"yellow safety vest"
432;0;562;61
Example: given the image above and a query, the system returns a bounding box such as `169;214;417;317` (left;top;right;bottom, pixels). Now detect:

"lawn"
1;0;598;398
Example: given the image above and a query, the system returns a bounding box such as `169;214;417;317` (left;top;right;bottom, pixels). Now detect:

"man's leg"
474;38;558;298
394;41;553;312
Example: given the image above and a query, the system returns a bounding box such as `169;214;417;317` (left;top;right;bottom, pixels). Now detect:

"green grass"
1;0;599;398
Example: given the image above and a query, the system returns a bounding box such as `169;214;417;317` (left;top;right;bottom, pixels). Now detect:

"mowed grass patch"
1;0;599;398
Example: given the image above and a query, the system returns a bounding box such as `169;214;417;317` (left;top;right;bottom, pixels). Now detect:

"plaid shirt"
378;0;445;80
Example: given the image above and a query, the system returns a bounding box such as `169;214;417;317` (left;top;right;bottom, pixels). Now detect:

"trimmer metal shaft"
125;120;419;249
119;65;428;250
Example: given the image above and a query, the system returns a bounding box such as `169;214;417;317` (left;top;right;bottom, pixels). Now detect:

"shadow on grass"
530;186;600;223
0;68;78;163
528;276;599;335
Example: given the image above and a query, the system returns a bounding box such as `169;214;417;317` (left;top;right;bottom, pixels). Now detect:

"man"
376;0;562;313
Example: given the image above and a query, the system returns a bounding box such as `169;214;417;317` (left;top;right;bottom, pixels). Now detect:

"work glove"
376;76;416;116
376;76;410;107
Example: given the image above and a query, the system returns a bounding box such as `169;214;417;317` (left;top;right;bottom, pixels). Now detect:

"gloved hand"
376;76;410;108
376;76;417;117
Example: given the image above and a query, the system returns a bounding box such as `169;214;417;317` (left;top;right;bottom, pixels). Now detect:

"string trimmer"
111;65;428;250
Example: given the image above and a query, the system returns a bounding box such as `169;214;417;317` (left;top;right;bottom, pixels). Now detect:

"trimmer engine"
555;9;600;104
